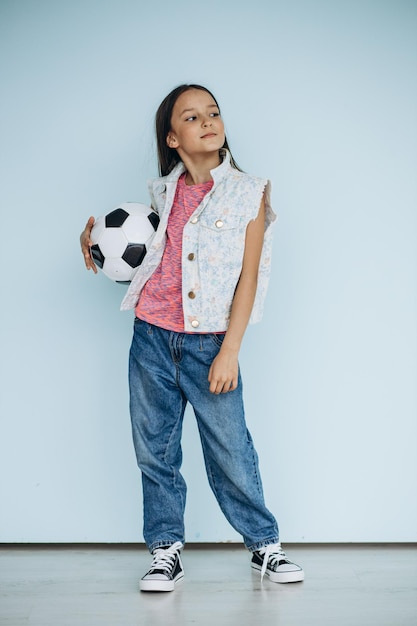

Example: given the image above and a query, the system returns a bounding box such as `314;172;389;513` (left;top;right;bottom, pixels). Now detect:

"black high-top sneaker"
140;542;184;592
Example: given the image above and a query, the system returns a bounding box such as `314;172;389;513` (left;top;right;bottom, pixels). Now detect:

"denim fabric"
129;319;279;553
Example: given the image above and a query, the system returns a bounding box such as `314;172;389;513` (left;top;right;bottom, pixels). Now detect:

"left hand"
80;216;98;273
208;348;239;394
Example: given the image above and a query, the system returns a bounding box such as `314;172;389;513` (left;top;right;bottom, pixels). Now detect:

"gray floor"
1;544;416;626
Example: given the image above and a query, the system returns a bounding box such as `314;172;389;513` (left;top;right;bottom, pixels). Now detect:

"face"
167;89;225;159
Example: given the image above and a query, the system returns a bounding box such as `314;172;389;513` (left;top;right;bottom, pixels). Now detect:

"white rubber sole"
251;563;305;583
140;573;184;592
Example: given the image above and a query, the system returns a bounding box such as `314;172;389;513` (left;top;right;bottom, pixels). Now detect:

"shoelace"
259;542;287;581
150;541;183;573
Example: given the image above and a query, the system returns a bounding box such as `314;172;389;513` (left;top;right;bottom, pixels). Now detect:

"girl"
80;84;304;592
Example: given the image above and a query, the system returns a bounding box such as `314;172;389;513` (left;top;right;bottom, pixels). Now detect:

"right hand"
80;216;97;273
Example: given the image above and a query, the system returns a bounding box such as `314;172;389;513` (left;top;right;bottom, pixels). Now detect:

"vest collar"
163;149;231;186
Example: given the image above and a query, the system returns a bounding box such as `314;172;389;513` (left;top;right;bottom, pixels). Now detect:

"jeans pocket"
209;333;225;348
134;318;153;335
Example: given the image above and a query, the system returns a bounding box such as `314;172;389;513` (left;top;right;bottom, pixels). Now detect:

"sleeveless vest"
120;150;276;332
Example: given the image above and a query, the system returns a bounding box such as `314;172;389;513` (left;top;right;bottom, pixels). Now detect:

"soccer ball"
90;202;159;283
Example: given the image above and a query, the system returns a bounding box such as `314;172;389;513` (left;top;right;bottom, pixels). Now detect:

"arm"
80;216;98;273
208;195;266;394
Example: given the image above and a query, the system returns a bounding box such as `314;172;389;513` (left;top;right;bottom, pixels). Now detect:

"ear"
167;133;179;149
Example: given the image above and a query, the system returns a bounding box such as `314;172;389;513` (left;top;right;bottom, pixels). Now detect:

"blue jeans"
128;319;279;553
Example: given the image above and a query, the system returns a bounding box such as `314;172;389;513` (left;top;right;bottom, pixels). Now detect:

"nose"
202;116;213;127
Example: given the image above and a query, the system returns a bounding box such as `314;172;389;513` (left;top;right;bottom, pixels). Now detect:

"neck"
177;151;221;185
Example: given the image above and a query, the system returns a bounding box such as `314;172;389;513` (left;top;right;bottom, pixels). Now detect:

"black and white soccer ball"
90;203;159;284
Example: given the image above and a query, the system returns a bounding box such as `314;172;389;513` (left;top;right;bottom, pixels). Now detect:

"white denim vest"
120;151;276;332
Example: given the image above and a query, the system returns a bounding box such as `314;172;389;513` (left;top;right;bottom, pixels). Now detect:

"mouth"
201;132;217;139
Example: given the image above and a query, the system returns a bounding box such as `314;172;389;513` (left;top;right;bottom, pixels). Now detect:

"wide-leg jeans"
128;318;279;553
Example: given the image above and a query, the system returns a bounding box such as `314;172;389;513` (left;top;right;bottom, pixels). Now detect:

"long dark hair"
155;84;240;176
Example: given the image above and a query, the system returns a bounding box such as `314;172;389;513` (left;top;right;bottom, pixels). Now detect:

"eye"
210;112;220;117
185;116;196;122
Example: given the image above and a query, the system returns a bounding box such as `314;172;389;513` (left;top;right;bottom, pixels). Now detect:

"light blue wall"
1;0;416;543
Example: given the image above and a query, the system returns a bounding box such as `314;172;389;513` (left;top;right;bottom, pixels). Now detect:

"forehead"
173;89;218;115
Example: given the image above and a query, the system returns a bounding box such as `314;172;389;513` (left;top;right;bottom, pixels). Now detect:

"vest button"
215;219;224;228
190;216;198;224
191;319;200;328
188;253;195;261
188;291;196;299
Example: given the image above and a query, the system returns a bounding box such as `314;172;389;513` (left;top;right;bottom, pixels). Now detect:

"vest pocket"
199;212;243;232
198;212;245;259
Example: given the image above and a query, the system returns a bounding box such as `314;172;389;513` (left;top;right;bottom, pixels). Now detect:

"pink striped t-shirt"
135;173;213;331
